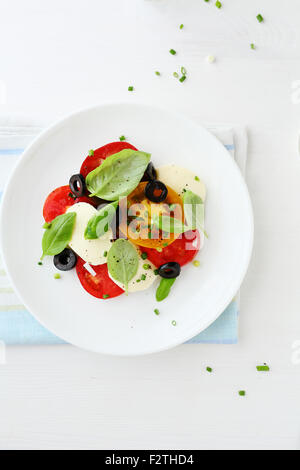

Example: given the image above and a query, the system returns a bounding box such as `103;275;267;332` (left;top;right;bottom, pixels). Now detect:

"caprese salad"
41;141;206;302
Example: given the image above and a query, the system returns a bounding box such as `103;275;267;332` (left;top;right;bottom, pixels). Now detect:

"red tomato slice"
76;257;124;300
43;186;99;223
43;186;76;223
80;141;138;178
141;230;200;267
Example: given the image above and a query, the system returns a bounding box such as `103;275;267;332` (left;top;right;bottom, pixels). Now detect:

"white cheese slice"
66;202;113;266
156;164;206;201
108;244;158;293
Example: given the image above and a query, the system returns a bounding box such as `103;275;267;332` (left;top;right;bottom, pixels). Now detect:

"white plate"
0;104;253;356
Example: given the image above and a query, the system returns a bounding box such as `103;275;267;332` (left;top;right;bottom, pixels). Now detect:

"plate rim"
0;102;254;355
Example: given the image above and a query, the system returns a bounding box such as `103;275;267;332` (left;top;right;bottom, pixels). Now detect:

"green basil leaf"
41;212;76;259
84;201;119;240
183;190;204;231
86;149;151;200
156;278;176;302
107;239;139;293
158;215;188;234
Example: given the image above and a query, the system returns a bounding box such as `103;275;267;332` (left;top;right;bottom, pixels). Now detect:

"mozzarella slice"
156;165;206;201
66;202;113;266
108;244;158;293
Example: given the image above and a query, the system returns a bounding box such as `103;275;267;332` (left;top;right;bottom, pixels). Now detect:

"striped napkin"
0;117;247;345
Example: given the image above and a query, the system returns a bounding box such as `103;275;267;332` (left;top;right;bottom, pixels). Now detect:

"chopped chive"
141;252;148;260
141;274;146;281
239;391;246;396
156;247;163;252
136;279;141;283
256;14;264;23
154;309;160;316
38;261;43;266
179;75;186;83
173;72;179;79
154;269;159;276
155;71;161;76
143;264;151;270
54;273;61;280
89;149;94;156
163;243;168;247
128;86;134;92
171;320;177;326
195;176;200;181
181;66;187;76
206;55;216;63
206;367;213;373
256;365;270;372
169;49;177;55
250;43;255;50
180;24;184;30
215;1;222;8
119;135;126;141
103;251;108;257
193;260;200;267
103;294;110;299
204;0;210;2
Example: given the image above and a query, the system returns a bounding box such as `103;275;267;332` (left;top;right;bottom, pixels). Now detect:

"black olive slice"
142;162;157;182
69;174;86;197
54;248;77;271
158;262;181;279
145;180;168;203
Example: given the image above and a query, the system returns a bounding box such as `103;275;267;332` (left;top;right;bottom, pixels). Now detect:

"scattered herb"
41;212;76;259
156;277;176;302
250;43;255;50
181;66;187;76
155;71;161;76
239;391;246;396
215;1;222;8
256;14;264;23
154;269;159;276
206;55;216;63
141;274;146;281
154;309;160;316
256;365;270;372
171;320;177;326
128;86;134;91
89;149;94;156
195;176;200;181
179;76;186;83
103;294;110;299
206;367;213;373
103;251;108;257
180;24;184;30
38;262;43;266
193;260;200;267
169;49;177;55
173;72;179;79
119;135;126;141
141;252;148;260
54;273;61;280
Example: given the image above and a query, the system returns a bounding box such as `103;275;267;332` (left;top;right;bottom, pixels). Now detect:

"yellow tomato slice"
119;182;184;249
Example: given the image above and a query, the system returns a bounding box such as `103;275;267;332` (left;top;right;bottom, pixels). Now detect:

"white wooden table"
1;0;300;450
